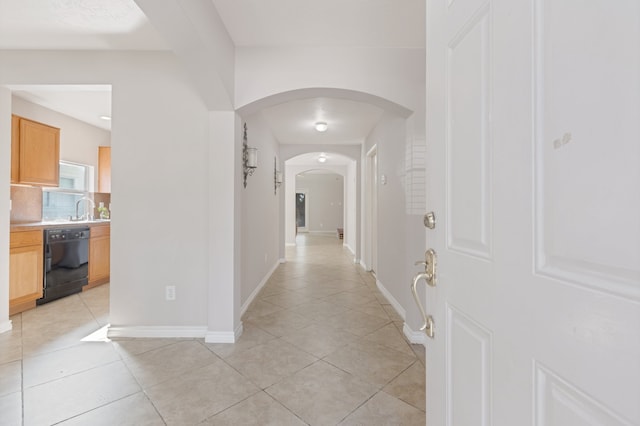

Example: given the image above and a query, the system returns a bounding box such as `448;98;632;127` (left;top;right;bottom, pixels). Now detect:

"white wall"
362;112;425;333
239;112;281;306
0;43;425;339
235;47;425;121
11;96;111;190
0;51;233;337
207;111;242;341
109;55;210;329
135;0;235;110
295;173;344;233
345;160;357;255
0;87;11;333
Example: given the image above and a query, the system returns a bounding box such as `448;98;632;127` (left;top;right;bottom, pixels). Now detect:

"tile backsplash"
10;185;42;223
10;185;111;223
93;192;111;218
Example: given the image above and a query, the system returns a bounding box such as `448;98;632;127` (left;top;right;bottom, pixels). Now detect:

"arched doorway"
284;153;355;259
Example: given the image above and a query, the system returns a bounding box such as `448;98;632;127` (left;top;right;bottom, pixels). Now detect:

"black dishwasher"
38;227;90;305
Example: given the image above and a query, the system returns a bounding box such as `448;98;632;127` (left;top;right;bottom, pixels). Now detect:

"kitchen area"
8;89;111;317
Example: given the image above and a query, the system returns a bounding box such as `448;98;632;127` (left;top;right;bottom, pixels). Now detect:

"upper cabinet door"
18;117;60;186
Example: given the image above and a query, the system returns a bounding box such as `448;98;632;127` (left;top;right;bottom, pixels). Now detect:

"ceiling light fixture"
318;153;328;163
100;115;111;121
315;122;328;132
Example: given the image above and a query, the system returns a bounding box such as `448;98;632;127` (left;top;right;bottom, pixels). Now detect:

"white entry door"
423;0;640;424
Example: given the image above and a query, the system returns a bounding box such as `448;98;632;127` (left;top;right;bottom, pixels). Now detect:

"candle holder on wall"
274;157;283;194
242;123;258;188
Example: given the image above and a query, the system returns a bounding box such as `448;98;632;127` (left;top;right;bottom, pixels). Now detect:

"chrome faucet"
75;196;96;221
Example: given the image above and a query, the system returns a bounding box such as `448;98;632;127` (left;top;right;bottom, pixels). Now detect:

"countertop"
10;219;110;232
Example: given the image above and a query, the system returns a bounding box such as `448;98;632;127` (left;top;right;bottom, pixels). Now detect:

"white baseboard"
359;260;369;270
285;243;296;247
375;279;406;320
205;322;243;343
403;322;427;345
343;243;355;255
376;279;426;347
107;325;207;339
309;231;337;235
279;258;287;264
106;323;246;342
240;259;281;317
0;319;12;334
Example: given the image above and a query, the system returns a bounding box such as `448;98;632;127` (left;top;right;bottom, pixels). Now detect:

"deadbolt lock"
424;211;436;229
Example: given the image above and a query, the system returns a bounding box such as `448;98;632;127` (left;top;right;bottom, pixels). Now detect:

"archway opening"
284;152;357;259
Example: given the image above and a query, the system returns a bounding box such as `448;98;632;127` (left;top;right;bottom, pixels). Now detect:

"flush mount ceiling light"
100;115;111;121
318;153;328;163
315;122;328;132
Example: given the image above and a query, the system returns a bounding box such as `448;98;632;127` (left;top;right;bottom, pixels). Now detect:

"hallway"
0;234;425;425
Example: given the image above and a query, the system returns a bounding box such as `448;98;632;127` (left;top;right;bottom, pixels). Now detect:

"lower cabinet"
88;224;110;288
9;230;43;316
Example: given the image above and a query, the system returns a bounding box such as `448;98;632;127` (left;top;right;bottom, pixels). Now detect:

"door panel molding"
532;0;640;301
446;304;492;426
534;363;633;426
446;3;493;261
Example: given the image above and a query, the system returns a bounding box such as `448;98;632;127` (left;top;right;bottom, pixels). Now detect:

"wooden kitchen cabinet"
11;114;60;186
88;224;110;288
98;146;111;193
9;230;43;316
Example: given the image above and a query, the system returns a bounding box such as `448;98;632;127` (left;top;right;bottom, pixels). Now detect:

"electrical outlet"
165;285;176;301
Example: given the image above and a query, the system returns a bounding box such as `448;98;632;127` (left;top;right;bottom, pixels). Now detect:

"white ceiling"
261;97;383;145
0;0;167;50
1;0;424;143
10;85;112;131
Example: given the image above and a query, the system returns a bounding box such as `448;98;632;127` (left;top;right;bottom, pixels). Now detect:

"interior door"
423;0;640;424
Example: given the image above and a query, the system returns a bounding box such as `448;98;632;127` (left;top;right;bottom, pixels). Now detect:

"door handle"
411;249;437;338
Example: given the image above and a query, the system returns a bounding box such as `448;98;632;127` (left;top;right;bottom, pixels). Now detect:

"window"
59;162;89;191
42;161;94;220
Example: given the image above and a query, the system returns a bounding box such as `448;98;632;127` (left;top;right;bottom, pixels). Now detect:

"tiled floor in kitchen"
0;234;425;425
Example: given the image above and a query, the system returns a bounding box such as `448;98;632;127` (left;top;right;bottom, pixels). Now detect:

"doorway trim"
365;145;378;273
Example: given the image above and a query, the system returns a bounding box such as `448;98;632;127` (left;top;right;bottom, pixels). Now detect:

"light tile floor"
0;234;425;425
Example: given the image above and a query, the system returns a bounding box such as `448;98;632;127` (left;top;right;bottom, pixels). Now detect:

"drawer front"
90;225;110;238
10;230;43;248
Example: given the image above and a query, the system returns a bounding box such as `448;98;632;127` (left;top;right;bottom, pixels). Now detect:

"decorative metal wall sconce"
274;157;283;194
242;123;258;188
